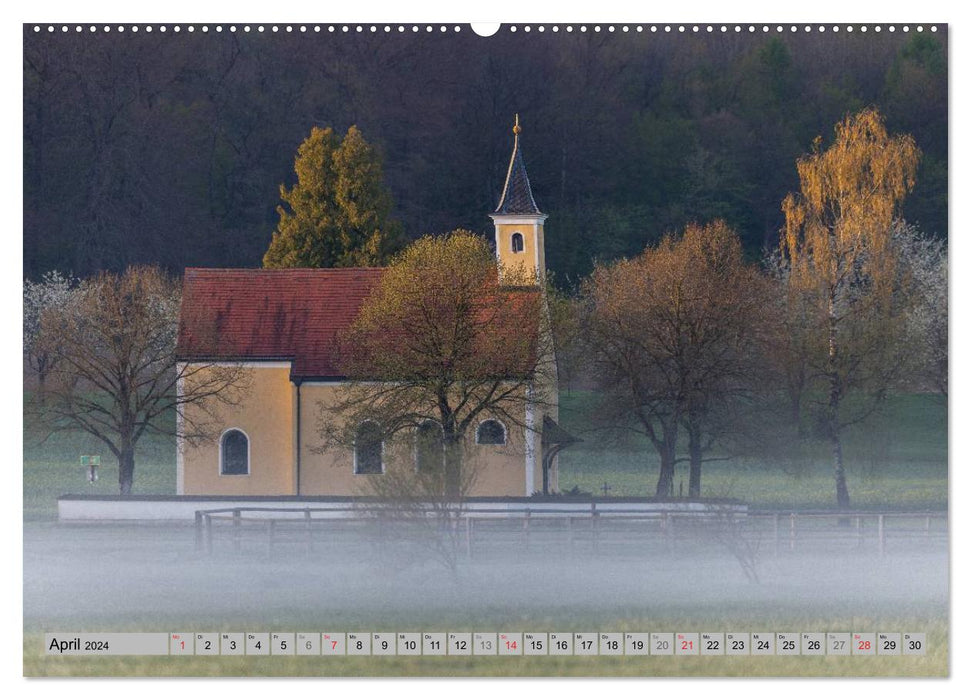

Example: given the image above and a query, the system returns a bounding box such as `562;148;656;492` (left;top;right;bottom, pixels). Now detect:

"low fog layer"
24;521;947;630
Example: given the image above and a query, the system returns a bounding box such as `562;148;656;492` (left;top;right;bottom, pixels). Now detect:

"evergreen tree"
263;126;402;268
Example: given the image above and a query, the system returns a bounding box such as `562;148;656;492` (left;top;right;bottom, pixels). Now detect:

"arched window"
476;419;507;445
354;421;384;474
415;420;444;473
511;232;524;253
220;429;249;475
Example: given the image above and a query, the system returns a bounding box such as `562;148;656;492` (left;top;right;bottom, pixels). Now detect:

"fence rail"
193;506;947;560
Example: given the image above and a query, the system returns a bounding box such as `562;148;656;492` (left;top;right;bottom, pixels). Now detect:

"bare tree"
675;223;769;497
763;250;814;431
32;266;249;495
354;433;485;575
23;271;77;399
581;221;766;498
684;501;763;584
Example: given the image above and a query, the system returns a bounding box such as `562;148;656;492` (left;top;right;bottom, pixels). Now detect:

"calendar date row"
46;632;926;657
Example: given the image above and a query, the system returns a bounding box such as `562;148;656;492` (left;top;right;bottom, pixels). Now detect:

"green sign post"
80;455;101;483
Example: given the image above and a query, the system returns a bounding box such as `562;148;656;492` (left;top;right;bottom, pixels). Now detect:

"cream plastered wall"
495;222;545;285
182;371;553;498
181;364;295;495
297;383;538;497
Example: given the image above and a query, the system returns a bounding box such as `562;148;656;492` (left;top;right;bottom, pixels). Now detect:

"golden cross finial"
513;113;521;135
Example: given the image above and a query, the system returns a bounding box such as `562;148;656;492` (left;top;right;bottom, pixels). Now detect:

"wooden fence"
193;505;947;560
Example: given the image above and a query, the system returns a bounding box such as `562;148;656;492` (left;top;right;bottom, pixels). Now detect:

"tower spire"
495;114;542;215
490;116;548;285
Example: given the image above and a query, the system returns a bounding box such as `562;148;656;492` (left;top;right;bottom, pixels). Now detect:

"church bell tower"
490;115;547;285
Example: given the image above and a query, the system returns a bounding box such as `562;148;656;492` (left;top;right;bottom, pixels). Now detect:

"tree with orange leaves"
582;221;766;498
780;108;921;510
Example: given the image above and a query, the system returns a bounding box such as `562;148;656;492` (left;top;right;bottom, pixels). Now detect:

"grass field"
23;419;176;520
557;392;948;511
23;393;947;518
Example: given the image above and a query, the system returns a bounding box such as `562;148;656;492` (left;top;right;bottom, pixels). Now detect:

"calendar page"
21;17;949;680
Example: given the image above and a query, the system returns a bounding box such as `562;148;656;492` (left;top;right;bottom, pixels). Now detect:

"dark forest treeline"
23;26;947;282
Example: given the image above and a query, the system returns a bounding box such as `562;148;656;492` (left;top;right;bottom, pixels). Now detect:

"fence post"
878;514;886;557
194;511;203;552
466;516;474;560
204;514;213;554
789;513;796;552
773;513;780;556
232;509;241;553
591;503;599;556
305;509;313;555
523;509;531;552
856;516;863;548
267;520;275;556
662;512;673;553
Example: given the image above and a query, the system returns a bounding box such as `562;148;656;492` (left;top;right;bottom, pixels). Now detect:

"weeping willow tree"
780;108;921;510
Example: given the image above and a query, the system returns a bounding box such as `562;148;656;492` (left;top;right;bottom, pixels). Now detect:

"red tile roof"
176;268;385;379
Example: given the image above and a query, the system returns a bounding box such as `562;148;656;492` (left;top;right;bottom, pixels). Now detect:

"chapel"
175;118;565;497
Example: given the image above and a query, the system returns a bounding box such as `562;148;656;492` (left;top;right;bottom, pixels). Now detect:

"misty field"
23;520;947;677
22;392;948;677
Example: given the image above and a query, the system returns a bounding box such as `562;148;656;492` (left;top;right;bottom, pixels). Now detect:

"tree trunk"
826;288;850;511
832;430;850;511
655;453;673;498
36;363;48;406
118;444;135;496
443;438;463;501
654;423;678;498
788;389;803;436
687;419;703;498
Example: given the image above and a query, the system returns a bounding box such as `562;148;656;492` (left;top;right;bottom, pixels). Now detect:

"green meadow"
23;416;176;521
556;392;948;512
23;392;947;519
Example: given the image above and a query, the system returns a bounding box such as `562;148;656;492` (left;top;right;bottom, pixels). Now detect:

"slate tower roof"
494;114;543;216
